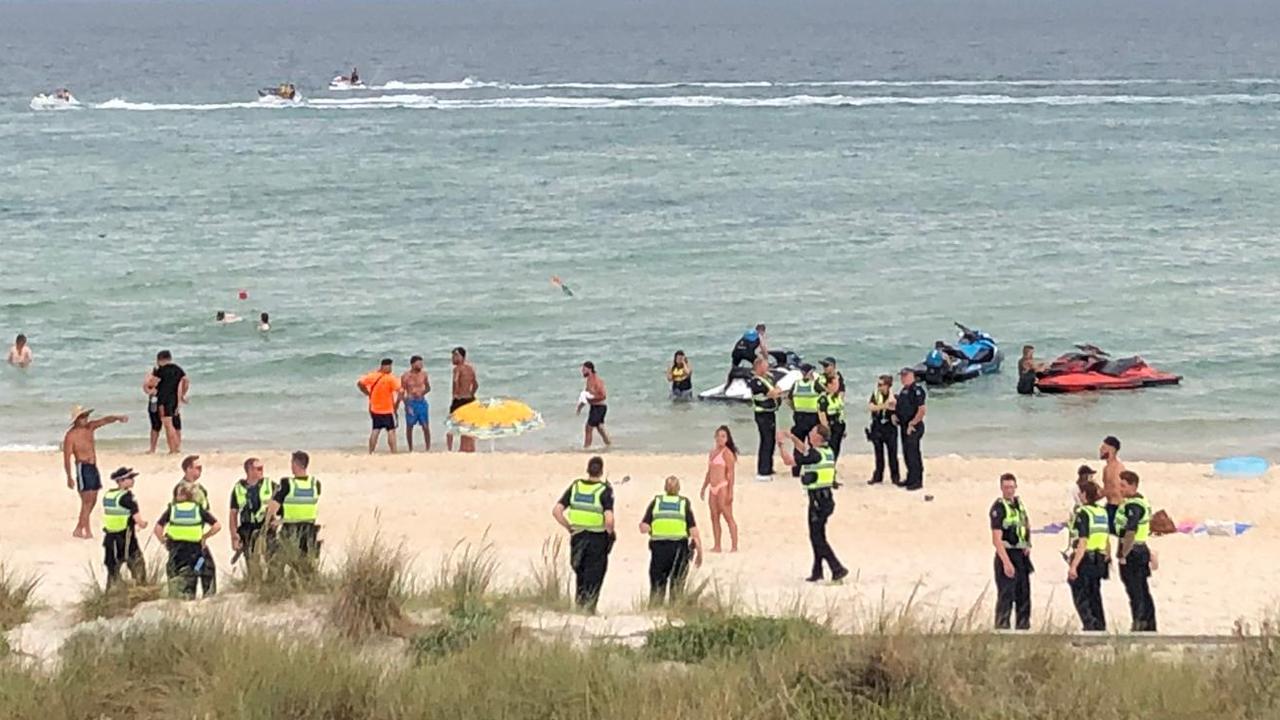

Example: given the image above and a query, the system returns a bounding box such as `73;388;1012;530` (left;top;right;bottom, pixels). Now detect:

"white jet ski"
699;350;805;403
329;75;366;91
30;90;80;110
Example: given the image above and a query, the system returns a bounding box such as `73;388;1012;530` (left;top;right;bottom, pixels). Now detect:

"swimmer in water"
215;311;242;325
258;312;270;332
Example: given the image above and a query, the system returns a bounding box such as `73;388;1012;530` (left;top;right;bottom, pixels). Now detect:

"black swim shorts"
587;404;608;428
371;412;397;431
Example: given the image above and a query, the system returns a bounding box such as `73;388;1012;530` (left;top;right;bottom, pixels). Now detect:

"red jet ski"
1034;344;1181;394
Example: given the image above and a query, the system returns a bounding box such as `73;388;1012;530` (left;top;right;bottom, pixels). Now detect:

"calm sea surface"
2;0;1279;462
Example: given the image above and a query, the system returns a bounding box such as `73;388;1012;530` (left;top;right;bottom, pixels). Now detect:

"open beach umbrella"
445;397;545;443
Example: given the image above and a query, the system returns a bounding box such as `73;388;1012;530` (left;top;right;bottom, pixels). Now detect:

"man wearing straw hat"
62;405;129;539
102;466;148;587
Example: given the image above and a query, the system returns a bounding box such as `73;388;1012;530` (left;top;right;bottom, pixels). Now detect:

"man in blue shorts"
62;405;129;539
401;355;432;452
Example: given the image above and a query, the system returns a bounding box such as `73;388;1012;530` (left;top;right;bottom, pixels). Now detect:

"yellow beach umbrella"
445;398;545;441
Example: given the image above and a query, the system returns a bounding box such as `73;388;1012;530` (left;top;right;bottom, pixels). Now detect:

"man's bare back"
402;368;429;400
453;363;477;399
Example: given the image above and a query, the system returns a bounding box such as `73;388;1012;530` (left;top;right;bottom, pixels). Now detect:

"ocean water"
2;0;1279;462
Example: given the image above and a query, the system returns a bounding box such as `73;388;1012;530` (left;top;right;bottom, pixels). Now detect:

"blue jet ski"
912;322;1003;386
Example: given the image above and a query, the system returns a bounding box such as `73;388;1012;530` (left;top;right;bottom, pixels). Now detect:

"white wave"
374;76;1280;91
96;97;302;111
0;443;58;452
87;92;1280;112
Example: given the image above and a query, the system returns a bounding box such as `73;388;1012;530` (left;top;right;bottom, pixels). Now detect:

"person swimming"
667;350;692;400
258;312;270;332
215;311;242;324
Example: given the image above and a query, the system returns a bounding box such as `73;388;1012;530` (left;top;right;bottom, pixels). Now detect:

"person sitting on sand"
7;333;32;367
699;425;739;553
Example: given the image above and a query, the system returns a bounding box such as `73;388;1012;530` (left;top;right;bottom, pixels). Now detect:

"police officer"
788;364;822;477
173;455;216;595
865;374;901;485
265;450;321;568
894;367;927;491
1067;478;1110;631
229;456;276;570
154;483;221;599
817;357;847;459
989;473;1033;630
102;467;148;587
552;456;615;612
639;475;703;605
747;357;784;481
1116;470;1157;632
779;425;849;583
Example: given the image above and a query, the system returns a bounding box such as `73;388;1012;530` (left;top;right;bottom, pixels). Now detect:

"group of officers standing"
99;451;323;597
988;459;1159;633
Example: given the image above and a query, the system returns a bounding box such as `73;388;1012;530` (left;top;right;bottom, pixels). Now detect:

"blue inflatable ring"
1212;456;1270;478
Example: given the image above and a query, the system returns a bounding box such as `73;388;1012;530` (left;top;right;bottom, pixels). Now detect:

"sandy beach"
1;449;1274;635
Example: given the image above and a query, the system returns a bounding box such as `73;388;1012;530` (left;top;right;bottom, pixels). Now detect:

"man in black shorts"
151;350;189;454
448;347;479;452
578;361;612;448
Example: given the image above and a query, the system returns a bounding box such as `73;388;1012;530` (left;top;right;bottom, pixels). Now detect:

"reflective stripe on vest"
165;501;204;543
282;476;319;524
802;446;837;491
792;378;820;414
751;375;777;413
1082;505;1110;552
1120;495;1152;544
234;480;274;524
649;495;689;540
566;480;607;533
103;489;131;533
1000;499;1029;549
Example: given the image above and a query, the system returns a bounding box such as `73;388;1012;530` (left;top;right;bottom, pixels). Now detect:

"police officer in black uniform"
894;367;927;491
779;425;849;583
866;374;900;485
1116;470;1157;632
989;473;1034;630
817;357;847;458
747;356;783;480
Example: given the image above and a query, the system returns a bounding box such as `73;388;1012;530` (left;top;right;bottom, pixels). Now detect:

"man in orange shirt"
356;358;403;454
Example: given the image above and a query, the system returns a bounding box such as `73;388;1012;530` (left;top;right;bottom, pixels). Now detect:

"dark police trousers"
570;531;613;612
103;529;146;587
1069;552;1109;631
648;539;692;605
236;523;277;572
166;541;209;599
994;548;1033;630
790;414;819;477
827;420;847;459
901;423;925;489
754;412;776;476
869;423;900;484
807;488;846;579
1120;545;1157;632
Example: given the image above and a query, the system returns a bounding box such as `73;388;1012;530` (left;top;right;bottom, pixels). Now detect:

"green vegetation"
75;555;165;621
0;562;40;631
645;614;828;663
328;531;412;639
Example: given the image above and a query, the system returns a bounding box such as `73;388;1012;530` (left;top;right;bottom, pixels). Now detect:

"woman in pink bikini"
700;425;740;552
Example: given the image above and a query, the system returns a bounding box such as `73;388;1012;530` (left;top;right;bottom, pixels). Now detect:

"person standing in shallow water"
699;425;739;552
577;361;611;449
667;350;693;401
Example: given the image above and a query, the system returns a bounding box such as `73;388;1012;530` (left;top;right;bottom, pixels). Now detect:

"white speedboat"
699;350;805;402
30;91;80;110
329;75;366;91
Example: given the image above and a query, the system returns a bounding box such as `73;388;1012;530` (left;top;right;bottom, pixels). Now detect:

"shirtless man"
577;361;612;449
447;347;478;452
7;333;32;368
401;355;432;452
1099;436;1126;534
62;406;129;539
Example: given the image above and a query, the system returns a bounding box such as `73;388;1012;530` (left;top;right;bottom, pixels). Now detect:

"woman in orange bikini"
700;425;739;552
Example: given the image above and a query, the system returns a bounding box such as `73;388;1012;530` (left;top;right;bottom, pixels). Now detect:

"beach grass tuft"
509;535;570;609
425;537;498;615
0;562;40;631
645;614;828;663
75;556;163;622
328;531;413;639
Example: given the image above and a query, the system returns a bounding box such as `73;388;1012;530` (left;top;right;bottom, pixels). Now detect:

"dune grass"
0;563;40;631
328;531;413;639
75;553;167;622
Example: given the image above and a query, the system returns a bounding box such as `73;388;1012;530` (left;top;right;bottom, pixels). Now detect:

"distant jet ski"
700;349;804;402
329;68;365;90
1034;344;1181;394
30;89;79;110
912;323;1003;386
258;83;301;102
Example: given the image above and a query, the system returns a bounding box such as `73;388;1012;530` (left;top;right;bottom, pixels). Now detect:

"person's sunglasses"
253;466;264;472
